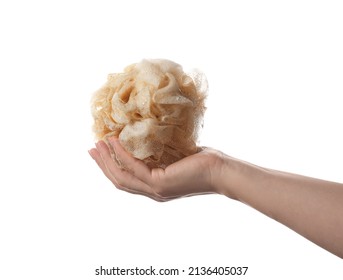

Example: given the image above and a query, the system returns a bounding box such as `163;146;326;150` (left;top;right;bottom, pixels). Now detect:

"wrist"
213;153;270;201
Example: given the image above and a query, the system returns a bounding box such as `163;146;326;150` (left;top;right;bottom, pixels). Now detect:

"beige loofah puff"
91;59;207;168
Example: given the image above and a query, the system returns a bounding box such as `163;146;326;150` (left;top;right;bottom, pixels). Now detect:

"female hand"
88;137;223;201
89;137;343;258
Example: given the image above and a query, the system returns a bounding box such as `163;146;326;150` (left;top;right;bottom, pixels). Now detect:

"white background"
0;0;342;279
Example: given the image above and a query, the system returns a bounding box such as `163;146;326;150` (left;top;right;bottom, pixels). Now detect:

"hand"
88;137;223;201
89;137;343;258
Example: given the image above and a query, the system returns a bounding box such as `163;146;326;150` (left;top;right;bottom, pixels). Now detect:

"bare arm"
215;156;343;258
89;138;343;258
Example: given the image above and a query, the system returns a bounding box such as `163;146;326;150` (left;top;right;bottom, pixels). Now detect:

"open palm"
89;138;222;201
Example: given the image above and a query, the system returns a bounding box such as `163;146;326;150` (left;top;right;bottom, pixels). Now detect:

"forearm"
216;154;343;258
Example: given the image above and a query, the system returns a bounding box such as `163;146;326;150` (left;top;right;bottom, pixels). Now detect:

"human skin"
89;137;343;258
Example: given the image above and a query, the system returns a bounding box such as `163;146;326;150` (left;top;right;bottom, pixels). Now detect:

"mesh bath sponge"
91;59;207;168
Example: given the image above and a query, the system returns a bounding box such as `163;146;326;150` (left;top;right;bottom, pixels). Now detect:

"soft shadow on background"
0;1;342;279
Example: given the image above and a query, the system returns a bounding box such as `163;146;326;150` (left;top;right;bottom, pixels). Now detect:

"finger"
95;141;160;198
107;138;202;199
92;141;181;201
89;145;143;196
89;147;120;187
91;143;158;198
108;137;154;184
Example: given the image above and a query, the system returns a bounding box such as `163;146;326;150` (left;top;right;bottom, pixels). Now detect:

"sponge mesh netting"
91;59;207;168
